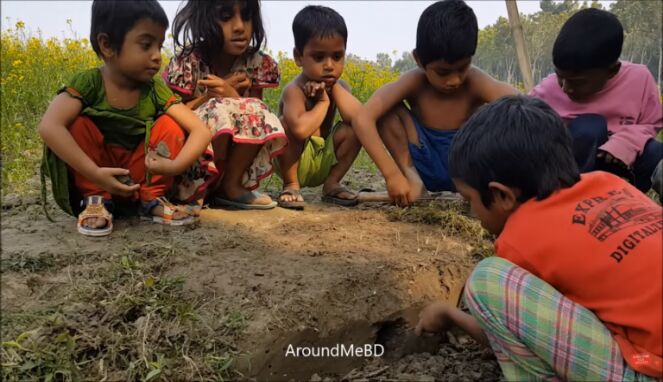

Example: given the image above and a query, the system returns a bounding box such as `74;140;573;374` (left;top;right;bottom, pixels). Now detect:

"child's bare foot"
278;183;306;210
80;217;108;229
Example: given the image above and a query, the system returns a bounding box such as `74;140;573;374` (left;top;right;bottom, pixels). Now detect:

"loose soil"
1;185;500;381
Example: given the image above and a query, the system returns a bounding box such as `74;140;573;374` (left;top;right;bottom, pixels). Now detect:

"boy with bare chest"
353;0;517;206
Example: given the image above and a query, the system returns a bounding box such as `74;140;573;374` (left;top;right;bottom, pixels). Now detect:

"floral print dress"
163;50;287;196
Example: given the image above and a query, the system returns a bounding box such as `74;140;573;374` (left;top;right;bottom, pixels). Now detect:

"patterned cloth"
163;50;286;194
464;256;658;382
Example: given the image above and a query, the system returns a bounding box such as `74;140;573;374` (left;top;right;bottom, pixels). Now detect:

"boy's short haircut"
449;96;581;208
292;5;347;52
416;0;478;67
90;0;169;58
553;8;623;71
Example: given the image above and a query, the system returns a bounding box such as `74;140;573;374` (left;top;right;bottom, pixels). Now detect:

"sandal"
212;191;277;210
77;195;113;236
277;188;306;210
321;185;359;207
141;197;197;226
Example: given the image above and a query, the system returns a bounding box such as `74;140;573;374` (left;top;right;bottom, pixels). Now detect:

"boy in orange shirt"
416;96;662;380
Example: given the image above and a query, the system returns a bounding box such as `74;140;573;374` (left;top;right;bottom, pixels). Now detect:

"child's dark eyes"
219;9;251;22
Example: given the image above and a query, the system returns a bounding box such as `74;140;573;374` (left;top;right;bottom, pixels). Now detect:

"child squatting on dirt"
416;96;662;381
353;0;517;207
274;5;363;210
530;8;663;201
39;0;211;237
163;0;287;210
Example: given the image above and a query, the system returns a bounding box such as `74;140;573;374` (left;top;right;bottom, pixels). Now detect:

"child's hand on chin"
303;81;329;103
145;150;178;176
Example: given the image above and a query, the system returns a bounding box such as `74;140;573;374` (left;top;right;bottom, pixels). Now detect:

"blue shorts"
407;111;457;192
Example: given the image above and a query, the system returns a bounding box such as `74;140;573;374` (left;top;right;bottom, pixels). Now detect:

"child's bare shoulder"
337;79;352;91
374;68;428;103
281;77;307;103
398;68;429;90
466;66;518;102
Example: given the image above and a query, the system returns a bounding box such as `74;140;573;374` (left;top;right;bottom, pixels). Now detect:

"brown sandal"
77;195;113;236
321;185;358;207
277;188;306;210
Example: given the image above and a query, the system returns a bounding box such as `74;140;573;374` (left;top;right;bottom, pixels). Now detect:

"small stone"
155;141;171;158
115;174;134;186
310;373;322;382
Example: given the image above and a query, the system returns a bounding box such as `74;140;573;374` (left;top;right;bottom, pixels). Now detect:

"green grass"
1;239;248;381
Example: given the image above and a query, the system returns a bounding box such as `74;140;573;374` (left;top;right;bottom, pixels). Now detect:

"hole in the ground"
373;317;444;361
241;307;447;380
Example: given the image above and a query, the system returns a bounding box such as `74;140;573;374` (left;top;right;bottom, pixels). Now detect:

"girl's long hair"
172;0;265;65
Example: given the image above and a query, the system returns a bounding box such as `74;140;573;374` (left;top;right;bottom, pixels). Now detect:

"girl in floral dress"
164;0;286;209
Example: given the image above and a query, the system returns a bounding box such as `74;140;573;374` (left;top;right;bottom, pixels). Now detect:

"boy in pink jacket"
530;8;662;198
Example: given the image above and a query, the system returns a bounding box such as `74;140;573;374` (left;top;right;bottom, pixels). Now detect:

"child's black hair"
553;8;623;71
449;96;580;208
292;5;347;53
416;0;478;67
172;0;265;65
90;0;168;58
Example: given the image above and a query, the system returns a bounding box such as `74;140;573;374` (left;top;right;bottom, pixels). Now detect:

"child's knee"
569;114;607;143
334;122;358;144
464;257;515;303
69;116;103;141
377;109;405;137
642;139;663;163
151;116;185;144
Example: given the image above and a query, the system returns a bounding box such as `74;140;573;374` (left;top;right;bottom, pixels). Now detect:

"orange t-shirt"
496;171;662;378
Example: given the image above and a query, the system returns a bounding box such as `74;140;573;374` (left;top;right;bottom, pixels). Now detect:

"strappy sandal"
77;195;113;236
277;188;306;210
141;197;197;226
321;185;359;207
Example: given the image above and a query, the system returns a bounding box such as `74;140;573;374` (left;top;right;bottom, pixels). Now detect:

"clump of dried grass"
385;200;494;259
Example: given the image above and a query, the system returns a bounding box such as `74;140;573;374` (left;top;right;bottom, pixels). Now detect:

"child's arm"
281;82;330;141
599;70;662;167
353;71;425;205
415;302;489;347
145;103;212;176
332;80;361;124
38;94;141;197
183;95;210;110
472;67;520;103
